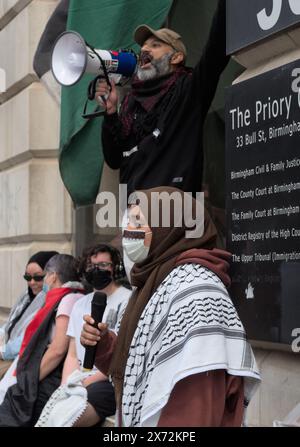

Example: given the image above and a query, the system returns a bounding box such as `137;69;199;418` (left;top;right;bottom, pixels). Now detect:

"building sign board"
226;60;300;345
227;0;300;54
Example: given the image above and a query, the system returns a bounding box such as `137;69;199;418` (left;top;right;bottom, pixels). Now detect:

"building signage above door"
227;0;300;54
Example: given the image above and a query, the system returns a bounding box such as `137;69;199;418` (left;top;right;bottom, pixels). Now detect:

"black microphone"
83;291;107;371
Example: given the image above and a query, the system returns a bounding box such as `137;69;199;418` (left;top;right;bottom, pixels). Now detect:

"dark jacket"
102;1;229;197
0;301;67;427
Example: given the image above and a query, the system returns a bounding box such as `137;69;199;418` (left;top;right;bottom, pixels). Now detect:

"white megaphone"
51;31;138;118
51;31;138;87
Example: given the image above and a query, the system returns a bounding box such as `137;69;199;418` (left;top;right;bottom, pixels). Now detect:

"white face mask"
123;250;135;282
122;231;151;263
42;282;50;294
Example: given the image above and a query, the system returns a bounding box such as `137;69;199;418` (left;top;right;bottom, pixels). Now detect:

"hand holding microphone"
80;316;108;347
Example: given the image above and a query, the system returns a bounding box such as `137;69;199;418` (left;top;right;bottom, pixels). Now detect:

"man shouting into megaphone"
96;0;228;197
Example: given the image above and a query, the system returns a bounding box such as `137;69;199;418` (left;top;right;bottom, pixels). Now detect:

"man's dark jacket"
0;306;64;426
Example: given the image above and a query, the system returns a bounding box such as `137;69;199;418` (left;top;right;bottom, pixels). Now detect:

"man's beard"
136;52;175;81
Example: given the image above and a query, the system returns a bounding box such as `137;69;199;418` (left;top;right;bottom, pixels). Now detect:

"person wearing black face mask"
56;244;132;427
84;266;114;291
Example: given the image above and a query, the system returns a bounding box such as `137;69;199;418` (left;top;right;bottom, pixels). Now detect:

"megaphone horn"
51;31;137;87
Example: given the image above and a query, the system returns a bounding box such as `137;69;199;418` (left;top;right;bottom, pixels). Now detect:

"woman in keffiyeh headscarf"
81;187;261;427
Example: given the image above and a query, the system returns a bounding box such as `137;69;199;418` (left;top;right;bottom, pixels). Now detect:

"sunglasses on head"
23;274;45;282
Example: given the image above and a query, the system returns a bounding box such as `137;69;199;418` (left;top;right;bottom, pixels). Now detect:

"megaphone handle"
98;93;109;107
87;75;111;101
82;75;111;119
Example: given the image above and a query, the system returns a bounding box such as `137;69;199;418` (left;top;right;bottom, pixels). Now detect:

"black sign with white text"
226;60;300;345
227;0;300;54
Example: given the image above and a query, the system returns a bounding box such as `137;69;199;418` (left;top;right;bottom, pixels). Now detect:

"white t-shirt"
67;286;131;369
50;292;84;342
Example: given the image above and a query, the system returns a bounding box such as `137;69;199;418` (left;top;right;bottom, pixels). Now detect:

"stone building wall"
0;0;72;312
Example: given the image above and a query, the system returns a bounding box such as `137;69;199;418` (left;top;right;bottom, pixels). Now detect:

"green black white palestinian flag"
33;0;69;104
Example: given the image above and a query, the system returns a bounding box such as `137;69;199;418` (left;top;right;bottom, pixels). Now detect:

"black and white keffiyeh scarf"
1;291;45;344
121;264;261;427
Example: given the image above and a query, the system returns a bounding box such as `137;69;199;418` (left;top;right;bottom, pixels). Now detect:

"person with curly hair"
59;243;131;427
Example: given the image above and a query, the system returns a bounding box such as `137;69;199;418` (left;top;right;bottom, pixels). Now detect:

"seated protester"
0;251;58;378
61;244;131;427
80;187;261;427
0;254;84;427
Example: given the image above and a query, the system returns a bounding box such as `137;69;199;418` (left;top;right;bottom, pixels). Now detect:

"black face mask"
84;268;112;290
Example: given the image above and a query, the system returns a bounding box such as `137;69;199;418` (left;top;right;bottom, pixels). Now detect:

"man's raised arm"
191;0;229;116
